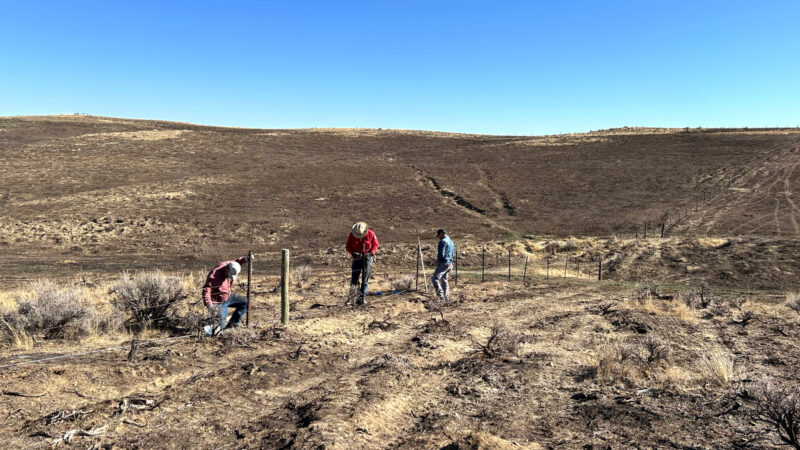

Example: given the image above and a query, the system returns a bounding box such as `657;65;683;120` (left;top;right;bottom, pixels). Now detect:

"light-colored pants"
432;261;453;299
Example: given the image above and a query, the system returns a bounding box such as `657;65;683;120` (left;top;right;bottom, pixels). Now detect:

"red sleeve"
202;265;221;306
346;234;356;255
370;232;379;253
234;256;248;265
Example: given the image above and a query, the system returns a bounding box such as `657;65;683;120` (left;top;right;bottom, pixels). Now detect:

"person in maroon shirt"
346;222;379;305
202;254;252;335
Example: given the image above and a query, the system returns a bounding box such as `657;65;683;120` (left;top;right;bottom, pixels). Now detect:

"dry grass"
698;351;737;388
473;323;526;358
786;293;800;315
389;274;414;292
293;264;313;290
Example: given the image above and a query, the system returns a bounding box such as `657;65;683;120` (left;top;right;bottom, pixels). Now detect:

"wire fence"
0;236;705;371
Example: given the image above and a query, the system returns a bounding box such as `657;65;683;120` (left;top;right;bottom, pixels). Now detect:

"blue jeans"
350;255;373;297
432;261;452;299
219;293;248;329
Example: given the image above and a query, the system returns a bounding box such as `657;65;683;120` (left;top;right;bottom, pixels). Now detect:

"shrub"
10;280;91;339
219;326;261;348
109;271;186;328
84;307;127;335
593;335;671;385
750;381;800;449
390;274;414;292
642;335;670;365
787;293;800;315
293;264;313;290
473;323;525;358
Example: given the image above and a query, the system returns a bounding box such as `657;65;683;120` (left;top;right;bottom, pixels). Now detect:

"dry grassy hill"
2;116;800;448
1;115;799;284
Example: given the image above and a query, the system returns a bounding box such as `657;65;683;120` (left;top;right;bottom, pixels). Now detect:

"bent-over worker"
346;222;380;305
202;255;252;335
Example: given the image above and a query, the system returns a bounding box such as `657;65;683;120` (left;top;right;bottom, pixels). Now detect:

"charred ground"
1;116;799;448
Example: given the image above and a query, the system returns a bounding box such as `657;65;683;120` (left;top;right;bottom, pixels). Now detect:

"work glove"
207;303;219;317
246;254;255;262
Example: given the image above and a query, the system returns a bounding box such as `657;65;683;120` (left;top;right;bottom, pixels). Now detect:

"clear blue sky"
1;1;798;135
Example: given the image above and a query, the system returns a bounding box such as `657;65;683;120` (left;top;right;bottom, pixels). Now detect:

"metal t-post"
246;251;252;326
281;249;290;325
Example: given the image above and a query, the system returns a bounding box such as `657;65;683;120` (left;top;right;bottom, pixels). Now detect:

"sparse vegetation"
787;293;800;315
293;264;313;290
699;351;737;388
2;280;91;344
751;381;800;449
218;326;261;348
109;271;186;329
390;274;414;292
473;323;525;358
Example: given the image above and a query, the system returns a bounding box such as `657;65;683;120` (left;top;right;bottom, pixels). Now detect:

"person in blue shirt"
432;229;455;300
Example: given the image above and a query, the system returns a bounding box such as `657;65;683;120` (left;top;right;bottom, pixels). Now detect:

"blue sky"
1;1;798;135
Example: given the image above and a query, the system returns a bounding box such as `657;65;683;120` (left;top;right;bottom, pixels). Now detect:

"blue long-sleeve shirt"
437;235;454;263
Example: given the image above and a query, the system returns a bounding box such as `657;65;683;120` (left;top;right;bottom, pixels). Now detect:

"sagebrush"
110;271;186;328
4;280;91;341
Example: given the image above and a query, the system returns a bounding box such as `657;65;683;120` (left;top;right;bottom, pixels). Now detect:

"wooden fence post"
507;248;511;282
246;250;253;327
481;245;485;283
644;223;648;238
597;257;602;281
281;249;290;325
564;255;568;278
522;255;528;283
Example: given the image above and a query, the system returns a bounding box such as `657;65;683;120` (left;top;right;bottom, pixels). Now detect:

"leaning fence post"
418;237;429;292
281;249;290;325
246;250;253;327
415;243;420;291
522;255;528;283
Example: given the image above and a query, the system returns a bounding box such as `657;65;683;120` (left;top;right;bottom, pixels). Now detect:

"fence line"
0;334;193;370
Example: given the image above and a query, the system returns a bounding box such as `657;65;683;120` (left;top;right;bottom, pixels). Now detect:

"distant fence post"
644;223;648;238
522;255;528;283
597;257;602;281
481;245;485;283
246;250;253;327
546;255;550;280
564;255;568;278
418;237;428;292
415;242;420;291
507;248;511;282
281;249;290;325
454;249;458;286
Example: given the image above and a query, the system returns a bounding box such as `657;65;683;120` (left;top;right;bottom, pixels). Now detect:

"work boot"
355;294;366;306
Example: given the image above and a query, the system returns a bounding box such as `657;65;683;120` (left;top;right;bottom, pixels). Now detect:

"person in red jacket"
202;254;251;336
346;222;379;305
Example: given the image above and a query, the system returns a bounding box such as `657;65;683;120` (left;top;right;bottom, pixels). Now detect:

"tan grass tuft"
699;351;736;388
